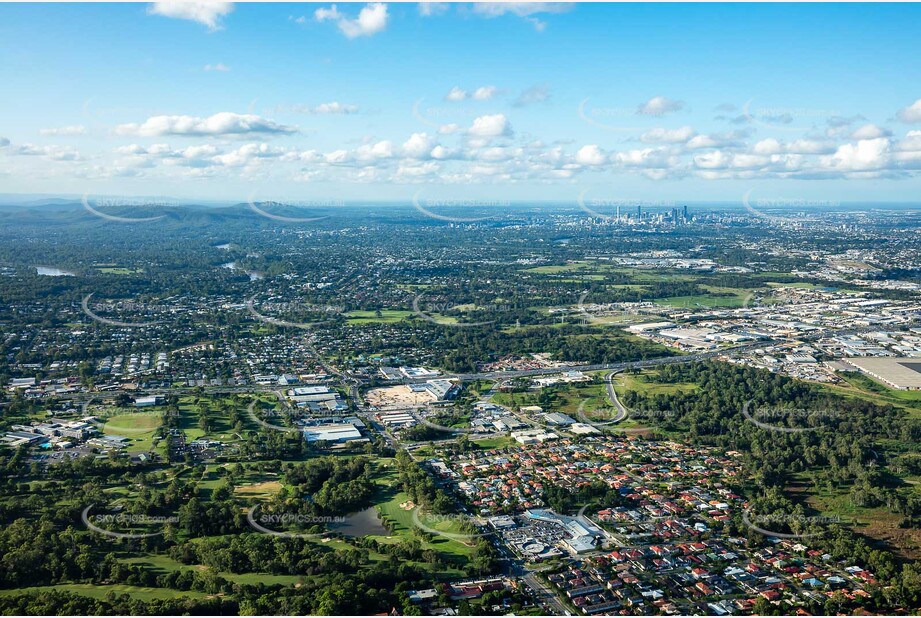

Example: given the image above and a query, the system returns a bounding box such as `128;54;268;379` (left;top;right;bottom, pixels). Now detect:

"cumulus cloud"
402;132;437;158
821;137;891;171
316;3;388;38
472;3;571;17
468;114;512;138
637;96;684;117
470;3;571;31
147;2;234;31
444;87;467;102
288;102;359;115
115;112;296;137
851;124;891;140
39;125;86;137
444;86;499;101
418;2;449;16
897;99;921;123
752;138;835;155
472;86;499;101
514;85;550;107
14;143;80;161
575;145;606;166
640;126;696;144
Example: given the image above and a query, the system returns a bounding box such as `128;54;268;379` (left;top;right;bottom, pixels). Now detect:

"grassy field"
96;267;144;275
786;474;921;560
617;371;699;397
102;412;163;453
345;309;413;324
121;554;304;587
471;436;515;450
0;583;211;602
820;372;921;416
656;292;749;308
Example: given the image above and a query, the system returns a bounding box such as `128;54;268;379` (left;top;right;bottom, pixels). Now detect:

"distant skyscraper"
637;205;642;221
683;204;689;221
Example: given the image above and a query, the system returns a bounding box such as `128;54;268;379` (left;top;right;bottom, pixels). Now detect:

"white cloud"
39;125;86;137
637;96;684;117
0;137;11;148
14;143;80;161
472;3;572;17
115;112;296;137
316;3;388;38
314;5;341;21
615;147;673;169
514;85;549;107
897;99;921;123
472;86;499;101
418;2;449;16
445;87;467;101
356;140;394;162
288;101;359;115
641;126;696;144
325;149;352;165
468;114;512;138
147;2;234;31
686;131;747;150
575;145;606;166
403;132;437;158
753;137;834;155
203;63;231;72
821;137;891;171
850;124;890;139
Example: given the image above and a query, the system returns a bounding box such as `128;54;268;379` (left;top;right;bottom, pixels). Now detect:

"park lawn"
122;554;304;587
789;476;921;559
96;267;144;275
820;373;921;417
234;479;283;500
0;583;211;602
345;309;413;324
471;436;514;450
176;395;242;441
371;466;477;564
491;391;542;410
656;293;748;309
102;413;162;453
523;262;593;274
374;488;476;563
559;383;610;416
617;372;699;397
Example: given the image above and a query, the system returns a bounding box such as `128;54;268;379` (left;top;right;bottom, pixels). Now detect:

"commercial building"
301;422;367;444
844;357;921;390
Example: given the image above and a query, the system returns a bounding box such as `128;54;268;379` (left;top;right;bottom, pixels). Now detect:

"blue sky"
1;2;920;204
